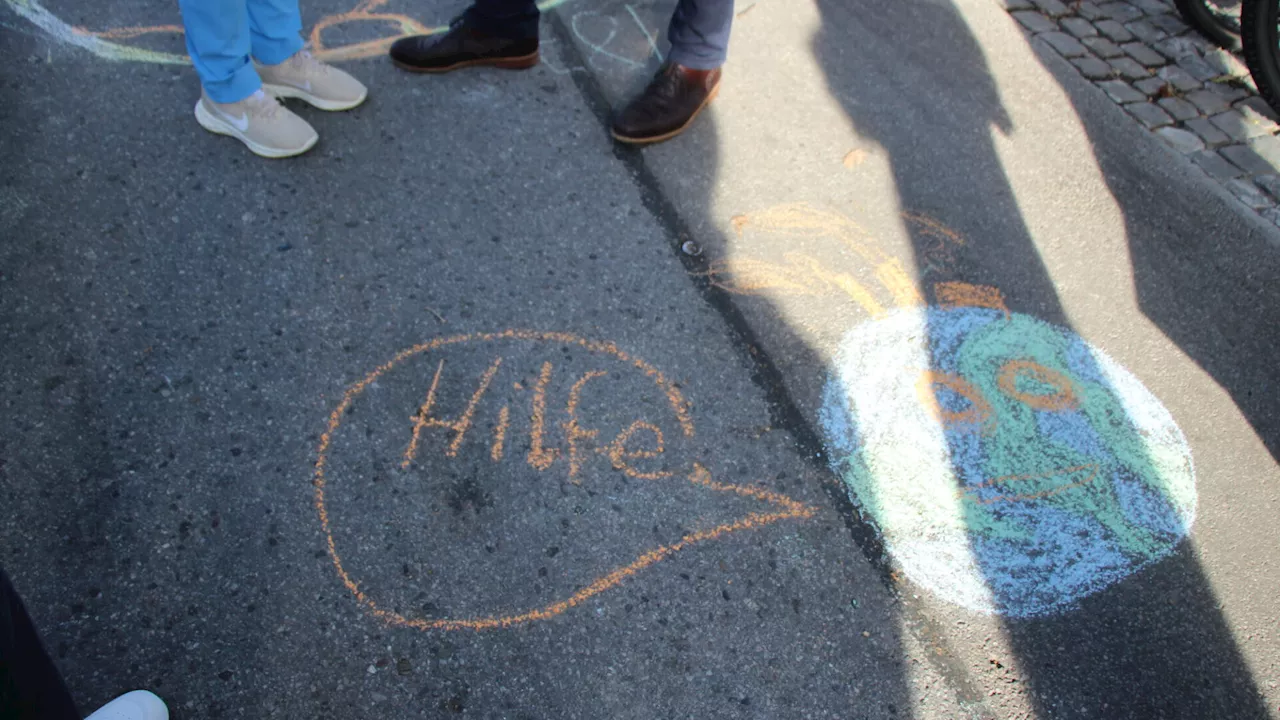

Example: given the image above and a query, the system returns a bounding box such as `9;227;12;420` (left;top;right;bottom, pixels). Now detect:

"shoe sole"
262;82;369;111
611;83;721;146
391;51;540;74
194;101;318;159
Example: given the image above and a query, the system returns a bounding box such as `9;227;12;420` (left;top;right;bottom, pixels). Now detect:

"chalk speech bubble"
314;329;816;630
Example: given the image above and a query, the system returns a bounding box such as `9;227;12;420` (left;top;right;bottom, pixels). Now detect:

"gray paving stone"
1096;19;1136;41
1237;96;1280;124
1042;31;1090;57
1220;143;1280;175
1204;49;1250;78
1255;174;1280;200
1127;101;1175;128
1191;148;1244;178
1249;133;1280;167
1217;102;1279;137
1136;76;1170;95
1061;17;1100;37
1209;110;1263;142
1001;0;1036;9
1261;207;1280;225
1190;31;1222;53
1073;55;1116;79
1186;88;1232;115
1084;36;1125;58
1033;0;1072;17
1098;79;1148;103
1202;80;1249;104
1226;178;1275;209
1098;1;1145;22
1239;106;1280;135
1148;12;1191;35
1122;41;1168;67
1154;35;1203;60
1111;56;1152;79
1158;96;1199;120
1012;10;1059;33
1077;1;1108;19
1129;0;1174;13
1156;126;1206;153
1178;53;1223;81
1186;117;1232;146
1124;19;1168;44
1157;65;1202;92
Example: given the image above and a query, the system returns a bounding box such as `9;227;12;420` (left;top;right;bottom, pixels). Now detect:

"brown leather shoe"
611;64;722;145
389;17;538;73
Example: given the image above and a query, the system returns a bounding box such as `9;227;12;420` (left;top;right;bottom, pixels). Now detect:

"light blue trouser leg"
179;0;305;104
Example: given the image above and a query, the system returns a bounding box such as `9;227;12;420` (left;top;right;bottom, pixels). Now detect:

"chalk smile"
963;463;1100;506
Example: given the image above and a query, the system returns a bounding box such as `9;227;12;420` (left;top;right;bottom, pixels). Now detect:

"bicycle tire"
1242;0;1280;114
1175;0;1244;51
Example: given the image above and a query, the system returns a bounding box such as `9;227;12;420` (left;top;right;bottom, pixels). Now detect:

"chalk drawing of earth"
819;306;1196;617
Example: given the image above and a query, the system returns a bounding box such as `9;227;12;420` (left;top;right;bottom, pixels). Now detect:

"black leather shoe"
611;64;722;144
389;17;539;73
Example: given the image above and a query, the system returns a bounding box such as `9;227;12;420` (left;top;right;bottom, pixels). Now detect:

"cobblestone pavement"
1002;0;1280;228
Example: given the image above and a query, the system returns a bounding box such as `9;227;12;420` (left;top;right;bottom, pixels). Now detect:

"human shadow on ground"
806;0;1272;717
544;0;933;715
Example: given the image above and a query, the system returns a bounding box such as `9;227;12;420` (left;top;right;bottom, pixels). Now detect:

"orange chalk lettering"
608;420;672;480
313;330;791;633
401;356;502;467
401;358;446;469
564;371;607;482
528;361;560;471
491;405;510;463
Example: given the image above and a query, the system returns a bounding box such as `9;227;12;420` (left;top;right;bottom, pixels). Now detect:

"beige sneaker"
194;89;318;158
258;51;368;111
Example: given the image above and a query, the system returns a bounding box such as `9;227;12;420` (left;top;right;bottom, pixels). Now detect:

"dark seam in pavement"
545;10;990;712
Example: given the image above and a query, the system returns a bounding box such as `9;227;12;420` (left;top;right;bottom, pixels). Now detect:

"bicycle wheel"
1176;0;1243;50
1243;0;1280;113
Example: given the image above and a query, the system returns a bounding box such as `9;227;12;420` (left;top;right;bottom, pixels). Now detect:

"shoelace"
635;67;682;116
293;50;332;75
244;89;284;119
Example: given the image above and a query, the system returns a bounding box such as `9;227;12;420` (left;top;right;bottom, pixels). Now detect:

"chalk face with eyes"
820;306;1196;617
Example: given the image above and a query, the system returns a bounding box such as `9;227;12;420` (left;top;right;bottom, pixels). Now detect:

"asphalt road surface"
2;0;1278;718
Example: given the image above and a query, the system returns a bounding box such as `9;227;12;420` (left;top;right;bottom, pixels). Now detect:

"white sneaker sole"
85;690;169;720
263;82;368;112
194;101;318;159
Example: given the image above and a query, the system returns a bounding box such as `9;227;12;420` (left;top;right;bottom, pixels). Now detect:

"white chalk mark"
535;36;586;75
570;11;643;69
3;0;189;64
624;4;663;63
